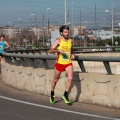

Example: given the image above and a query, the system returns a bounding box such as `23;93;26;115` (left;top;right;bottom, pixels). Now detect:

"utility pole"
80;10;81;47
67;9;69;24
48;18;50;45
95;4;97;46
64;0;67;25
18;18;21;45
85;21;87;47
105;0;114;46
42;15;45;46
68;9;71;35
111;0;114;46
35;16;38;46
72;0;74;45
47;8;51;46
31;13;34;45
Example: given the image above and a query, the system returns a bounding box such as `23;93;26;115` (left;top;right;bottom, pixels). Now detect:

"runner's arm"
49;39;60;54
4;41;10;50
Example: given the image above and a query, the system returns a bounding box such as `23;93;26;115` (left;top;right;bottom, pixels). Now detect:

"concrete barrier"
1;62;120;108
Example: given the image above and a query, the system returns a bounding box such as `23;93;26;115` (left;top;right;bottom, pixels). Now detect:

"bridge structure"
0;46;120;108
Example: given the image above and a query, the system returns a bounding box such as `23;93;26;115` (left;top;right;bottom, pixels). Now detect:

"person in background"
49;25;75;104
0;35;10;62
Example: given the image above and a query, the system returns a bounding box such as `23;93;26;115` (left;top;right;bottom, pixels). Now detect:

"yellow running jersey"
56;37;72;64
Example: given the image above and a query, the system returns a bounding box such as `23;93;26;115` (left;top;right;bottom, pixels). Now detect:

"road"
0;77;120;120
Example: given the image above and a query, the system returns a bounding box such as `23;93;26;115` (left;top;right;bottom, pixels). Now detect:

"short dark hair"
0;35;5;38
59;25;69;33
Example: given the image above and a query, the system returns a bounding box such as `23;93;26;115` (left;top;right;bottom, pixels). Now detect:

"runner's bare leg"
65;65;73;92
51;68;61;91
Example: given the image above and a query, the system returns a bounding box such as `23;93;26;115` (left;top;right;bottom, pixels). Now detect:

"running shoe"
62;94;71;104
50;96;55;104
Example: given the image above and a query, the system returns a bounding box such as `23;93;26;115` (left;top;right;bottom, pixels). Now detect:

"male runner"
49;25;75;104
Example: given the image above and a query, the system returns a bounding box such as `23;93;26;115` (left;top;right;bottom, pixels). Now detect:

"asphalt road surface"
0;78;120;120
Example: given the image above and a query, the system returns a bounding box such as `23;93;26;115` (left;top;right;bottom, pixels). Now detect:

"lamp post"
42;15;45;46
18;18;21;26
18;18;21;45
8;22;11;27
31;13;35;26
111;0;114;46
72;0;74;45
30;14;34;45
80;10;82;47
119;23;120;29
64;0;67;25
47;8;51;46
105;0;114;46
103;18;107;45
8;22;12;42
85;21;87;47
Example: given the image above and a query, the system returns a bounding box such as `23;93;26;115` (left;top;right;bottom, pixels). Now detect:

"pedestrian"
49;25;75;104
0;35;10;62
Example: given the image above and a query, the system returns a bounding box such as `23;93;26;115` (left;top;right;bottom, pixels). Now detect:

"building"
3;26;19;38
91;29;120;40
0;27;3;35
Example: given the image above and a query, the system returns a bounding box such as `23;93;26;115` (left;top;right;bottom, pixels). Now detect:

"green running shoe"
50;96;55;104
62;95;71;104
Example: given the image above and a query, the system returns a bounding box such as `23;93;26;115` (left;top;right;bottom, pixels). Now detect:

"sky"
0;0;120;28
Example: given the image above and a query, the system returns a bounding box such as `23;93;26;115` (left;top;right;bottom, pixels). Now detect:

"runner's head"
0;35;5;41
59;25;69;39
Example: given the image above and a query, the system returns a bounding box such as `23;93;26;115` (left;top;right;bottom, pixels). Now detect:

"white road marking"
0;95;119;120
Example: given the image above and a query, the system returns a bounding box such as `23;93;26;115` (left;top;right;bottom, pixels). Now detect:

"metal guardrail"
74;46;120;49
5;48;49;54
5;46;120;54
2;52;120;75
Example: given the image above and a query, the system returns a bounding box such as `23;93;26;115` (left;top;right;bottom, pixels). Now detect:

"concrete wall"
1;62;120;108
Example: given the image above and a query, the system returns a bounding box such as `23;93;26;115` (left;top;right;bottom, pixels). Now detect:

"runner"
0;35;10;62
49;25;75;104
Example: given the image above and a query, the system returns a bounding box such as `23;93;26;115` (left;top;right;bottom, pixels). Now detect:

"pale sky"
0;0;120;28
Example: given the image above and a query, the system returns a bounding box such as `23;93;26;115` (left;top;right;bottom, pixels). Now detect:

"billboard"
51;29;61;45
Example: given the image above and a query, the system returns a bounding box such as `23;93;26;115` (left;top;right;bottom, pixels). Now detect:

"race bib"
62;52;70;60
0;45;3;49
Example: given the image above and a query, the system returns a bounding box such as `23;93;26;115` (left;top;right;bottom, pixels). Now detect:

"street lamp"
30;14;35;45
47;8;51;46
118;23;120;33
64;0;67;25
85;21;87;47
111;0;114;46
31;13;35;26
42;15;45;46
72;0;74;44
118;23;120;28
8;22;11;27
18;18;21;26
103;18;107;45
105;0;114;46
17;18;21;45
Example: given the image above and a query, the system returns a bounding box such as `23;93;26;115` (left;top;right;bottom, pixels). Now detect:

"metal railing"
5;46;120;54
5;48;49;54
2;51;120;75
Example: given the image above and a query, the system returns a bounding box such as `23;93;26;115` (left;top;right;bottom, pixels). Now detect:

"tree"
114;36;120;46
20;28;37;46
